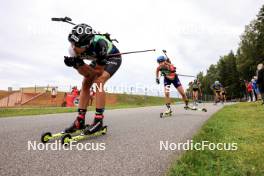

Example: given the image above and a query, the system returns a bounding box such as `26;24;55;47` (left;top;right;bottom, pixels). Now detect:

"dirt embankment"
0;91;14;99
21;92;118;107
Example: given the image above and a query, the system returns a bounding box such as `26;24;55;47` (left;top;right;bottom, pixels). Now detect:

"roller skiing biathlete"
186;80;207;112
190;79;202;108
63;23;124;144
211;81;223;105
155;56;189;118
221;87;227;103
42;23;121;143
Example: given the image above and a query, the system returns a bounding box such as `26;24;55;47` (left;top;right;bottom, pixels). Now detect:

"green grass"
0;107;77;117
0;94;180;118
114;94;179;107
167;102;264;176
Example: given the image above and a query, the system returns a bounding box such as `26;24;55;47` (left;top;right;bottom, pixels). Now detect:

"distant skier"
190;79;202;107
211;81;223;105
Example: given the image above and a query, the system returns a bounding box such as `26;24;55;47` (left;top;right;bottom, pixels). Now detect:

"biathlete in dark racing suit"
64;23;122;134
190;79;202;107
211;81;223;105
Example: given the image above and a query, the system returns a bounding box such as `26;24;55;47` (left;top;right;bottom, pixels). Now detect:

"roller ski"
160;103;173;118
184;105;207;112
41;112;86;143
160;109;173;118
62;117;107;145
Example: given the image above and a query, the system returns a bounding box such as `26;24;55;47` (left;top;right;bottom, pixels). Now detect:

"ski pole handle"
162;49;169;59
63;17;72;22
51;18;64;21
51;17;76;25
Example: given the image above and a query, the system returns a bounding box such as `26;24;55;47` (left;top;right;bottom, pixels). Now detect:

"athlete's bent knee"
82;78;93;90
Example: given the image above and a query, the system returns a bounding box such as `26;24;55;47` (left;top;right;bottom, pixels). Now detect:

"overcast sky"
0;0;263;96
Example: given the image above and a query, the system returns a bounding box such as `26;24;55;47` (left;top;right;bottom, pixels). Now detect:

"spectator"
61;92;67;107
252;78;259;101
51;87;57;103
71;86;79;97
257;63;264;104
244;80;249;101
247;81;253;102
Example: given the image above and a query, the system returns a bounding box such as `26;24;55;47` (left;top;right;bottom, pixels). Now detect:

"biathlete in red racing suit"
156;56;189;113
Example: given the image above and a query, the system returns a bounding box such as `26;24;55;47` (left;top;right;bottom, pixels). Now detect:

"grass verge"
167;102;264;176
0;94;179;118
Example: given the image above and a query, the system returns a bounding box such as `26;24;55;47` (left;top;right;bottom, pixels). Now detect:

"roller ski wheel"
101;126;107;135
61;126;108;145
40;124;89;143
41;132;52;143
202;108;207;112
61;134;72;145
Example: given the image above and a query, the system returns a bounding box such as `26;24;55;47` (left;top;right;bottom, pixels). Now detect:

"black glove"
156;78;160;84
64;56;75;67
64;56;85;69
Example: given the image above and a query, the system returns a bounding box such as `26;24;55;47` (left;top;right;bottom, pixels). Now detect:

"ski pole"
162;50;196;77
80;49;156;61
177;74;196;78
108;49;156;57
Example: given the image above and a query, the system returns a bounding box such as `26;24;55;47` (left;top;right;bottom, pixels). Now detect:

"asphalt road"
0;104;224;176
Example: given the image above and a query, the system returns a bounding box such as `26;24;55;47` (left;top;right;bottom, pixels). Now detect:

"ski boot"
183;99;189;110
83;115;104;135
61;115;107;145
64;114;86;133
192;100;198;109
